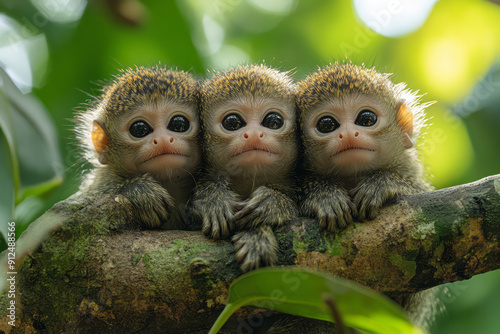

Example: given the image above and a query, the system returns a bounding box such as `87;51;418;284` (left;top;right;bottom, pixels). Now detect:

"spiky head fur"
200;64;296;123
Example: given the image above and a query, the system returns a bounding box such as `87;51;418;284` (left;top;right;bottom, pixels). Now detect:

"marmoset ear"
91;120;110;164
397;102;414;149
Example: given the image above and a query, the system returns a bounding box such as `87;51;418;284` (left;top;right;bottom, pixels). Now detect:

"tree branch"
1;174;499;333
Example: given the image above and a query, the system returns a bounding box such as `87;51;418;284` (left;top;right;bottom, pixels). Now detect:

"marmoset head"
297;62;428;177
200;64;297;180
78;66;200;181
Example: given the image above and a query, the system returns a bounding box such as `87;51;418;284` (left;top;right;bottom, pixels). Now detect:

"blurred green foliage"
0;0;499;333
0;67;62;249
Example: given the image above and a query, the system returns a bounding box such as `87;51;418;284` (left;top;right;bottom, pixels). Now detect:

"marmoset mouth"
141;151;188;164
334;146;374;156
232;147;277;157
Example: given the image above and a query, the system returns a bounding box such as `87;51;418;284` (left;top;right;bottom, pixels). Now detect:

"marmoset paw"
232;226;278;272
188;195;238;239
122;175;174;229
234;186;297;230
352;182;391;221
301;190;355;233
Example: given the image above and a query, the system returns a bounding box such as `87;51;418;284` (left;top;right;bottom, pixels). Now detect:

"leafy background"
0;0;499;332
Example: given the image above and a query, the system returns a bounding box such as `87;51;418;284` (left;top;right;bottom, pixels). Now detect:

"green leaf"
18;177;63;204
209;268;424;334
0;79;18;251
0;68;63;193
0;127;15;251
13;196;45;233
0;67;63;250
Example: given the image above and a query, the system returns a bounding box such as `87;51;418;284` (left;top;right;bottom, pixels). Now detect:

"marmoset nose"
338;125;359;140
153;136;174;145
243;130;264;139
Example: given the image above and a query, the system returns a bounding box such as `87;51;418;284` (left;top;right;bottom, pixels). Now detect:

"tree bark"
1;174;499;333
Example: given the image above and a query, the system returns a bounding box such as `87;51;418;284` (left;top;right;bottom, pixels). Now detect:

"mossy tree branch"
1;174;499;333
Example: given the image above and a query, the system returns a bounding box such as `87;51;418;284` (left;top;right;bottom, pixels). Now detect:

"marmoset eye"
222;114;246;131
130;121;153;138
316;116;339;133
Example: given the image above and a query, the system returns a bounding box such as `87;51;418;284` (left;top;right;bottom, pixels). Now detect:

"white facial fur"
303;93;406;177
108;99;200;181
206;95;297;182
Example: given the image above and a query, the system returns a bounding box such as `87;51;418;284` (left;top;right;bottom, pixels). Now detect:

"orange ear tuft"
397;102;414;148
91;120;109;157
397;102;413;135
